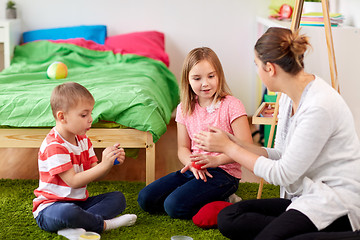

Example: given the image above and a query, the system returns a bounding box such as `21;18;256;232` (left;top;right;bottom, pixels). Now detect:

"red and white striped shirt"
32;127;98;218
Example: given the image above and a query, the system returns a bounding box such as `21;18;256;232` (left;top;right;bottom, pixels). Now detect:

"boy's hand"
102;143;125;166
114;147;125;165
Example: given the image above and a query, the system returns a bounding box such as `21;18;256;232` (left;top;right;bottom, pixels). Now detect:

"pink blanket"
48;30;170;67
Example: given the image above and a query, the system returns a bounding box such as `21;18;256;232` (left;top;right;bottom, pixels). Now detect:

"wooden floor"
0;117;261;183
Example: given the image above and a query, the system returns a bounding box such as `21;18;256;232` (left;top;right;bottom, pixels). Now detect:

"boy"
33;82;137;235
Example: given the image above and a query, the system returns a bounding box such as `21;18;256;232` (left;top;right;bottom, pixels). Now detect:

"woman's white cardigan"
254;76;360;231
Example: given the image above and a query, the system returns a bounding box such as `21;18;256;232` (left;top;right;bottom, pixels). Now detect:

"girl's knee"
137;187;153;212
164;196;192;219
163;198;180;218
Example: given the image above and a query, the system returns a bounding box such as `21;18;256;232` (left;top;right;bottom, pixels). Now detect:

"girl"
137;47;253;219
195;28;360;239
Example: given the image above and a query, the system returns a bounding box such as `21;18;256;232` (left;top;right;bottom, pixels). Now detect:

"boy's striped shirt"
32;127;97;218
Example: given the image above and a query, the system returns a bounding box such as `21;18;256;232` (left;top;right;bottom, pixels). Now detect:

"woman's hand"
102;143;125;166
190;153;221;169
194;126;232;153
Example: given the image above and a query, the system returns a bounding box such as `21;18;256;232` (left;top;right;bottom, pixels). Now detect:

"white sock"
227;193;242;203
104;214;137;230
57;228;86;240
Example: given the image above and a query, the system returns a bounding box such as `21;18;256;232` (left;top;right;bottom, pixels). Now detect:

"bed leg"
146;132;155;185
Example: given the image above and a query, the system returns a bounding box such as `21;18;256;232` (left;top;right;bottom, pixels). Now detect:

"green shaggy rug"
0;179;279;240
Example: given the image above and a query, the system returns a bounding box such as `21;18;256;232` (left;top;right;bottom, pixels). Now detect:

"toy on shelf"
253;102;278;125
270;4;293;20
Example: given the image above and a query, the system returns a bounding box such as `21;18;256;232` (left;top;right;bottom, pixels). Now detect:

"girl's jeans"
35;191;126;233
137;168;239;219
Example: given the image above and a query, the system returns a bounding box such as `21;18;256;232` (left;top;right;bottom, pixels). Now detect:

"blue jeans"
137;168;239;219
35;191;126;234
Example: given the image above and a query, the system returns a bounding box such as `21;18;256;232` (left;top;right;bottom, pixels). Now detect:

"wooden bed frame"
0;128;155;185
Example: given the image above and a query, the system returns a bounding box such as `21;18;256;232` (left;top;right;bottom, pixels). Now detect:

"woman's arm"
195;115;254;168
216;115;254;165
195;126;261;171
195;123;268;157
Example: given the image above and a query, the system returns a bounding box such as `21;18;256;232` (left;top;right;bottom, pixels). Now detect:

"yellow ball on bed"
47;62;68;79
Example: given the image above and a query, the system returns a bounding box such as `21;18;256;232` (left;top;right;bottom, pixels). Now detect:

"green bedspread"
0;41;179;142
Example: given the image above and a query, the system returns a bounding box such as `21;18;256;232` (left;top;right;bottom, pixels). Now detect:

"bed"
0;26;180;185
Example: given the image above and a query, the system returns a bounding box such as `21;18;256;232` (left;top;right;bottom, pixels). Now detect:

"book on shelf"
300;12;344;27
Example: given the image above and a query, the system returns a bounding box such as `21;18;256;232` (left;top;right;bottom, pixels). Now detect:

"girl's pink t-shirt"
175;95;247;179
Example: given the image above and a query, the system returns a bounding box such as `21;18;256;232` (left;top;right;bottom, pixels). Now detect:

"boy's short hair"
50;82;94;119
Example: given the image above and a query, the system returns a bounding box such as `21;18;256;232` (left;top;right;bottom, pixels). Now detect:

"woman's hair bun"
255;27;311;75
289;30;310;57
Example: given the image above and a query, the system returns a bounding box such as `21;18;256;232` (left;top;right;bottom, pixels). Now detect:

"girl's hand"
194;126;231;153
180;161;213;182
190;153;221;169
102;143;125;166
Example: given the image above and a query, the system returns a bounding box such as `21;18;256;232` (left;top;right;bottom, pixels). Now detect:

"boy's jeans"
35;191;126;233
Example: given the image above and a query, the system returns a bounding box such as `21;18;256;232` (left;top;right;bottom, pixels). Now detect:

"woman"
194;27;360;239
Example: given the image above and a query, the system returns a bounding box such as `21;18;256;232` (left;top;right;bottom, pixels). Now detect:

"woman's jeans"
35;191;126;234
137;168;239;219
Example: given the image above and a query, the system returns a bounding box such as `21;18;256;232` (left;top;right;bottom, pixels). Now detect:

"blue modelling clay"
114;147;122;165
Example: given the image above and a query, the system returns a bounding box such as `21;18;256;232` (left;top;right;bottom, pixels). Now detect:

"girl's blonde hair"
50;82;94;119
180;47;231;115
254;27;311;75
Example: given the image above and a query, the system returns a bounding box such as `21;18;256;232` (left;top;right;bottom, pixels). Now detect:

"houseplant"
6;0;16;19
304;0;322;13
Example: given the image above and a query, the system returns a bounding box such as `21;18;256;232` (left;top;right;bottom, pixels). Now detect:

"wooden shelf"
252;102;278;125
0;19;21;71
